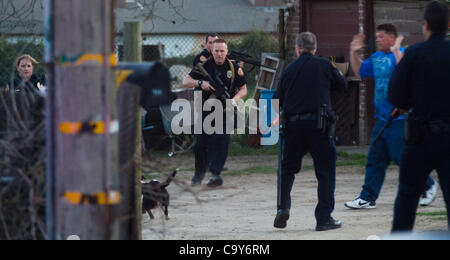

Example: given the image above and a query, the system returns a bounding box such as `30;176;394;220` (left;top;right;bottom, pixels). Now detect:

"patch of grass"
228;142;278;156
302;165;314;171
224;166;277;176
417;211;448;221
245;165;277;174
417;211;447;216
337;151;367;161
336;151;367;167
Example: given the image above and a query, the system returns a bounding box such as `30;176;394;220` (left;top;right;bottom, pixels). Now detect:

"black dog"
142;170;177;220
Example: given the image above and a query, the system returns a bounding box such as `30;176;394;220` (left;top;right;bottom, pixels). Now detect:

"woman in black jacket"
7;54;46;92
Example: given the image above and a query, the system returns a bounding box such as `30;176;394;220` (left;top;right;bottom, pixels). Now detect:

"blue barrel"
260;89;277;146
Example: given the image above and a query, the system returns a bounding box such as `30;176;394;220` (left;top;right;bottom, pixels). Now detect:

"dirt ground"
142;152;448;240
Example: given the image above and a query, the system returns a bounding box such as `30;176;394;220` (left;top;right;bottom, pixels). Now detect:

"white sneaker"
419;183;438;207
345;198;377;209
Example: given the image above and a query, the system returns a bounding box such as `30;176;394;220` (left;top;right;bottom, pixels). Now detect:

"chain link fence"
115;32;279;91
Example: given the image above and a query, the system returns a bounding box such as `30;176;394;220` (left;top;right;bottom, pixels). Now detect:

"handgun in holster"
317;104;338;142
405;111;422;145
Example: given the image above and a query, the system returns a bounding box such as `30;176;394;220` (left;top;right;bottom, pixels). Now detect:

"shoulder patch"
237;67;244;77
199;56;207;62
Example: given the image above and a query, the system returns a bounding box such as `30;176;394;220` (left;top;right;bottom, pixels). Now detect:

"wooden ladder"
247;55;284;147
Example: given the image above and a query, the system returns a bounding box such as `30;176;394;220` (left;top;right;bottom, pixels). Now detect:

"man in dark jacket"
388;1;450;232
273;32;347;231
193;33;219;68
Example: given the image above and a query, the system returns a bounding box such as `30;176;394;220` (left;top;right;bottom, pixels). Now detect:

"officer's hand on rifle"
200;81;214;92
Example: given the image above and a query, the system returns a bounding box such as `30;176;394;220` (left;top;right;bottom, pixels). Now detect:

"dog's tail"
161;169;178;188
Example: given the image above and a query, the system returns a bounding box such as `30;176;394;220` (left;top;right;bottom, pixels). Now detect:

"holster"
317;104;338;141
405;111;422;145
427;120;450;136
327;114;338;142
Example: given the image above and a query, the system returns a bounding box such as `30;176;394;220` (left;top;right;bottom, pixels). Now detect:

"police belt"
424;120;450;135
285;113;317;122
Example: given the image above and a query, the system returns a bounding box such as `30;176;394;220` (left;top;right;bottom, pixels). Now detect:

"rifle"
371;109;401;146
227;51;275;73
196;63;231;103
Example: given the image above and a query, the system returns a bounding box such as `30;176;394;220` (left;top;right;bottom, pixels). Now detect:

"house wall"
374;0;429;47
289;0;365;145
309;0;359;60
288;0;434;145
249;0;283;6
285;0;301;62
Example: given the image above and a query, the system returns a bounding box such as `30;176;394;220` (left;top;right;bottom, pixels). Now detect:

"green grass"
224;166;277;176
228;143;278;156
417;211;448;221
336;151;367;167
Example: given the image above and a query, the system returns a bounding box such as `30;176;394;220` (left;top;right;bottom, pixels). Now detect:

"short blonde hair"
16;54;38;67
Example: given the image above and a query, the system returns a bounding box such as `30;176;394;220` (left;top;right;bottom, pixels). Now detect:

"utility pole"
118;21;143;240
49;0;119;240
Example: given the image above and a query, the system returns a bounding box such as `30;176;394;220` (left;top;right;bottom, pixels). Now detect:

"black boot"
274;209;290;229
191;172;205;186
316;217;342;231
207;175;223;188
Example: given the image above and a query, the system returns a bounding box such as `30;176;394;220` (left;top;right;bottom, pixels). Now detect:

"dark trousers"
392;133;450;231
279;121;337;224
194;132;230;177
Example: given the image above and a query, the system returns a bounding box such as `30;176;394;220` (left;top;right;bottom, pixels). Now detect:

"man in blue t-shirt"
345;24;437;209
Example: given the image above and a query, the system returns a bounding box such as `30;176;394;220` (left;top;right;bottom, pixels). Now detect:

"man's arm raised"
349;34;365;79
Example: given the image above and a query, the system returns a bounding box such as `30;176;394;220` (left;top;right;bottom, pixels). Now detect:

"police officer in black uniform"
193;33;220;68
183;39;247;187
272;32;347;231
388;1;450;232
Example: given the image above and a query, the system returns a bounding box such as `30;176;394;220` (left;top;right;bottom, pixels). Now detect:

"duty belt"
426;120;450;135
286;113;317;122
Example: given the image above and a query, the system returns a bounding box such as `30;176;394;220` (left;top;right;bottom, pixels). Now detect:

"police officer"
183;39;247;187
193;33;220;68
388;1;450;232
272;32;347;231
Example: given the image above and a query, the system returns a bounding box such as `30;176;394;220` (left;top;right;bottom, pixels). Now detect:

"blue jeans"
360;119;435;203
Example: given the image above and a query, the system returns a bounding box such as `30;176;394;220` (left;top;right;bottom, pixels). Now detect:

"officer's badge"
200;56;207;62
227;70;233;79
237;68;244;76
